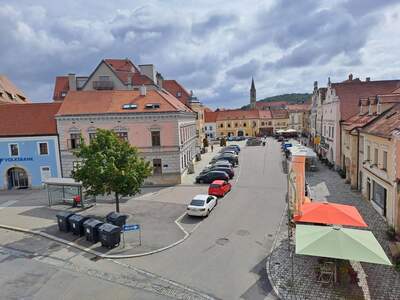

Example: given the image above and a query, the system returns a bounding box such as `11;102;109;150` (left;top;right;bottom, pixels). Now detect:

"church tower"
250;77;256;109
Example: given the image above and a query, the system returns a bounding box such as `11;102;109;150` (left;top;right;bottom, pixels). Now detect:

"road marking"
0;200;17;209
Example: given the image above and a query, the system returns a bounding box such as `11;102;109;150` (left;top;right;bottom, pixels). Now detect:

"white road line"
0;200;17;209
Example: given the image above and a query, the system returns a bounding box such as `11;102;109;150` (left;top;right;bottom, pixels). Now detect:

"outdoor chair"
317;261;335;286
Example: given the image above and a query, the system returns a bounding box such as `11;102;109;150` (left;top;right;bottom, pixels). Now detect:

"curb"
0;212;191;259
265;203;288;300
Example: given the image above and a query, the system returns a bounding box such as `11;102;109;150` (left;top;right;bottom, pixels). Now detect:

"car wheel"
199;179;204;184
205;210;210;217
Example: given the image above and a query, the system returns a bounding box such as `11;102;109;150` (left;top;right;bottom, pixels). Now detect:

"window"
176;92;182;98
116;132;128;142
268;121;272;126
38;142;48;155
243;123;247;127
99;76;110;81
151;131;161;146
69;133;81;149
227;123;231;128
145;103;160;109
153;159;162;175
374;148;378;165
367;145;370;161
261;122;265;126
235;123;238;127
89;133;97;142
9;144;19;156
332;127;334;138
61;91;67;97
383;151;387;170
220;124;223;128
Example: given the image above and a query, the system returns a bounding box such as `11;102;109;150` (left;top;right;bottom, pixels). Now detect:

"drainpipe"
339;120;343;170
356;128;360;190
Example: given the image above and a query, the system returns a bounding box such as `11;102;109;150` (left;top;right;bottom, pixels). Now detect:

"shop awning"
294;201;367;227
296;224;391;265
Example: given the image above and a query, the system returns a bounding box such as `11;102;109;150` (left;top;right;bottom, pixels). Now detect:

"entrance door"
237;130;244;137
40;166;52;183
7;167;29;189
153;159;162;175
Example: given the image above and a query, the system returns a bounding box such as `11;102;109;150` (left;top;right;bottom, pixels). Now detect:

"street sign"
123;224;140;232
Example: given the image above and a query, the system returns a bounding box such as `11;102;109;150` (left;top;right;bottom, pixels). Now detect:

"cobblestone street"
268;160;400;300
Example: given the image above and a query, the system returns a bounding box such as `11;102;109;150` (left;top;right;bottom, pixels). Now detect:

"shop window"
9;144;19;156
151;131;161;146
153;159;162;175
38;142;49;155
372;181;386;216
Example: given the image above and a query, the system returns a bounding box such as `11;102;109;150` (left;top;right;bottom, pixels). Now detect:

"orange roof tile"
0;75;29;104
53;76;69;101
361;103;400;138
204;111;218;123
332;80;400;120
57;90;192;116
0;103;60;136
287;103;310;112
163;80;191;106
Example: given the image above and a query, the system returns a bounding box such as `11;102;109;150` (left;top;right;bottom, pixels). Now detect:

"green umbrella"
296;224;392;265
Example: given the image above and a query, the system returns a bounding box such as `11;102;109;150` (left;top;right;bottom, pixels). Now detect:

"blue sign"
0;157;33;165
123;224;140;232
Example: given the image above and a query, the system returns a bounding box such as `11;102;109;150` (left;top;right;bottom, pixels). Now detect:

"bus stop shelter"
44;177;95;208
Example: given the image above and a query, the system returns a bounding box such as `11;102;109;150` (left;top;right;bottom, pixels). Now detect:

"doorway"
7;167;29;189
237;130;244;137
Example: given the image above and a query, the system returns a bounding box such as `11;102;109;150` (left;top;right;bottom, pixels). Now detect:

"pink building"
56;88;197;185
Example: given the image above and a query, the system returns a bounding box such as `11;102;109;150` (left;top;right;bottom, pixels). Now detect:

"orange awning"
294;201;368;227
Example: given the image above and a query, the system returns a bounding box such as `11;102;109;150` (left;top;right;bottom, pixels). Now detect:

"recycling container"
98;223;121;248
83;218;104;243
56;212;75;233
106;212;128;227
68;214;90;236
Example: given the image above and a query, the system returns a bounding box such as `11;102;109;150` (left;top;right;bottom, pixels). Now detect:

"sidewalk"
0;190;188;258
267;160;400;299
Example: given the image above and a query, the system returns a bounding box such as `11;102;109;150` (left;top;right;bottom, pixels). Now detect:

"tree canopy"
72;129;152;212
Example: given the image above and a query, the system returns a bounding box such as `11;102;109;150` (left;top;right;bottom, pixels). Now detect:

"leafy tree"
72;129;152;212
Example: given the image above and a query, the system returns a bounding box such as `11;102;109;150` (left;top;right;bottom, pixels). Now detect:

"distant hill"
241;93;311;109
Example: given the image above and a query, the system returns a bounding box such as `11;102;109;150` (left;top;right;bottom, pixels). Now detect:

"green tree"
72;129;152;212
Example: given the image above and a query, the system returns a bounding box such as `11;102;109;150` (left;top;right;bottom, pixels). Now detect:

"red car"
208;180;232;197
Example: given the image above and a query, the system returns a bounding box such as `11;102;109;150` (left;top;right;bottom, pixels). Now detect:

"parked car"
246;138;262;146
220;150;238;156
195;170;229;184
211;160;233;168
187;194;218;217
227;144;241;152
208;180;232;197
201;165;234;179
220;147;239;155
210;153;239;166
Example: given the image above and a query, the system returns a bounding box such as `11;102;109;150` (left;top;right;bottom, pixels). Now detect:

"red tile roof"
255;101;287;109
0;75;29;104
342;113;380;132
332;80;400;120
361;103;400;138
215;109;261;121
163;80;191;106
287;103;310;112
270;109;289;119
0;103;61;136
104;59;153;86
57;90;192;116
204;111;218;122
53;76;69;101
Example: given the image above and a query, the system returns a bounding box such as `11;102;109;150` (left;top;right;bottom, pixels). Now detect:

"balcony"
93;80;114;90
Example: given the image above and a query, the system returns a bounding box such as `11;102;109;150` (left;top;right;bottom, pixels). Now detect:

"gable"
82;61;126;91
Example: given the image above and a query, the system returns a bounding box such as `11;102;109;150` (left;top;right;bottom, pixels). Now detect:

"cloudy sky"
1;0;400;108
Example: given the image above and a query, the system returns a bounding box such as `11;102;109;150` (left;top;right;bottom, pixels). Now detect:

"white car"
187;194;218;217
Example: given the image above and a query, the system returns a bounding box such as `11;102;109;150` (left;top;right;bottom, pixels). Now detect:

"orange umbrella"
294;201;368;227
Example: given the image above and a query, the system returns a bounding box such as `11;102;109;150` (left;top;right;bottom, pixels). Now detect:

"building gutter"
356;128;360;190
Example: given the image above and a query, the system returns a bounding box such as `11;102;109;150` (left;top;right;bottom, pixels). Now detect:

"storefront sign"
0;157;33;165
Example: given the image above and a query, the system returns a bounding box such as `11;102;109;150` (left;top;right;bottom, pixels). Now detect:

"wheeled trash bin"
98;223;121;248
68;214;90;236
83;218;104;243
56;212;75;233
106;212;128;227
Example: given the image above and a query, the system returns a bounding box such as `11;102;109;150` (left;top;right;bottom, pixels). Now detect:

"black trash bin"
106;212;128;227
98;223;121;248
68;214;90;236
56;212;75;232
83;218;104;243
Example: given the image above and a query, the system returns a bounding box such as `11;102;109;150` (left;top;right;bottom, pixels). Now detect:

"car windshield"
190;199;205;206
210;184;220;188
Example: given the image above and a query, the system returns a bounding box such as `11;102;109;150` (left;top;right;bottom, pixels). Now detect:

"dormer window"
377;103;382;114
176;92;182;98
122;104;137;110
145;103;160;109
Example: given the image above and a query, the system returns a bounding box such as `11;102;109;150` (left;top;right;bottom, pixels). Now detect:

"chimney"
139;64;157;83
139;85;147;96
156;72;163;89
366;77;371;82
368;96;377;115
313;81;318;91
359;98;367;115
127;74;132;90
328;77;331;85
68;73;76;91
348;73;353;81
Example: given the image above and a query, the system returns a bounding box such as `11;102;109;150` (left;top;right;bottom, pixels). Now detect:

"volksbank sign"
0;157;34;165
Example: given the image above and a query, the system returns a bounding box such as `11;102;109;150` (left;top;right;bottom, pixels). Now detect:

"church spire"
250;77;256;109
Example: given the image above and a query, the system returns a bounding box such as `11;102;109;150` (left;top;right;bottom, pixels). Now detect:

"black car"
201;166;234;179
196;171;229;184
225;145;241;152
220;147;239;155
210;153;239;166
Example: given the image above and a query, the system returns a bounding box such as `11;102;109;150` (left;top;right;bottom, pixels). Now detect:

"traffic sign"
123;224;140;232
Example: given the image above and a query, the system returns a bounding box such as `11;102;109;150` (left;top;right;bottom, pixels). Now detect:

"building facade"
0;103;61;190
204;111;217;139
56;89;197;185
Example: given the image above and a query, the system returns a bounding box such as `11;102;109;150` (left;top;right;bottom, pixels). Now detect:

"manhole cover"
236;229;250;236
216;238;229;246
